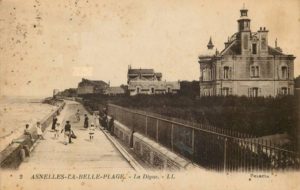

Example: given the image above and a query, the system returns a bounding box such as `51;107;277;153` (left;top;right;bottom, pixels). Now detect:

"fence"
108;104;300;172
109;105;258;139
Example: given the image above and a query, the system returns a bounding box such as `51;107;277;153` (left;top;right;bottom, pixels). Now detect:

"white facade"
128;80;180;96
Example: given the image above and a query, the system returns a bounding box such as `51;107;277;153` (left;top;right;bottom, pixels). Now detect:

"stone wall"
132;132;196;171
113;121;132;147
112;120;198;171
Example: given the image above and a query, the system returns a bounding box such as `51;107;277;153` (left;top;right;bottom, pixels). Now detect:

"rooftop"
78;78;108;87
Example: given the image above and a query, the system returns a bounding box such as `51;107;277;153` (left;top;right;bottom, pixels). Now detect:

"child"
89;123;96;141
54;122;61;139
36;122;45;140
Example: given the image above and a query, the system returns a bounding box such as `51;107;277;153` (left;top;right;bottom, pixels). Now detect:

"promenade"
19;100;133;171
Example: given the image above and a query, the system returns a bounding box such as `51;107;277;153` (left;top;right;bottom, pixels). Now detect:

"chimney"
275;38;283;52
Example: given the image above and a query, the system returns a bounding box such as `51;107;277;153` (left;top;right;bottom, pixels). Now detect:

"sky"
0;0;299;97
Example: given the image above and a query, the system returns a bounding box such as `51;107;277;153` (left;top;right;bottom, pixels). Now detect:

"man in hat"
61;120;72;144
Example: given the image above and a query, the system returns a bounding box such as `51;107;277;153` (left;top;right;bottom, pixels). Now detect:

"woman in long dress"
84;114;89;129
93;112;100;128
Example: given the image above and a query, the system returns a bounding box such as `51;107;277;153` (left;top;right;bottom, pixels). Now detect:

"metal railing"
108;104;300;172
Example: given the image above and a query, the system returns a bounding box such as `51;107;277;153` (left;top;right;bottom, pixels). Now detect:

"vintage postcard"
0;0;299;189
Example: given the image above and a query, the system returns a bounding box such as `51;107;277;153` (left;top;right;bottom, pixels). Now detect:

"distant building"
105;86;126;96
77;78;109;95
53;89;59;97
198;7;296;97
57;88;77;97
127;66;180;96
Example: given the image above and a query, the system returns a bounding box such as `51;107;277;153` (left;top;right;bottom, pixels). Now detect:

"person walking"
61;121;72;145
51;116;58;131
93;112;100;128
54;122;61;139
36;122;45;140
75;109;80;122
84;114;89;129
102;114;108;130
89;123;96;141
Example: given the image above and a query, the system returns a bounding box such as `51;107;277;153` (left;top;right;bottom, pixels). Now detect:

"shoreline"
0;97;60;152
0;98;65;169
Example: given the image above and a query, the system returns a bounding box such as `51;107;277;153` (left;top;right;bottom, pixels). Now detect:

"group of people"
23;107;115;146
99;107;115;135
81;107;115;140
24;121;45;141
50;115;76;145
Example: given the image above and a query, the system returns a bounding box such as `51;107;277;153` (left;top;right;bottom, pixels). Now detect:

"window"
261;37;267;49
243;35;248;49
167;87;171;93
281;87;288;95
151;87;155;94
256;66;259;77
223;66;229;79
252;44;257;54
203;68;206;81
250;66;259;77
222;87;230;96
203;68;212;81
281;66;288;79
136;87;140;94
251;66;255;77
249;87;260;97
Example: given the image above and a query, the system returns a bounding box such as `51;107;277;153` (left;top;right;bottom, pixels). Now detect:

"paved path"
19;100;133;171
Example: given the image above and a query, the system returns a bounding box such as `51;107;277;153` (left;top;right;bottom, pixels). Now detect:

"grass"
80;94;298;141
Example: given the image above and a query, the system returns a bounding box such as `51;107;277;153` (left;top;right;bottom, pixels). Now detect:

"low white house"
127;67;180;96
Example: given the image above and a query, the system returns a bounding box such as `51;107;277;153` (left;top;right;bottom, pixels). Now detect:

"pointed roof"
207;37;214;49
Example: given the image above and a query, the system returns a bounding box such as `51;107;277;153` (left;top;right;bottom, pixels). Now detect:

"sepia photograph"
0;0;299;189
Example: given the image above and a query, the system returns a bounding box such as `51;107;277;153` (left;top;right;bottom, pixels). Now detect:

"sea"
0;96;56;152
